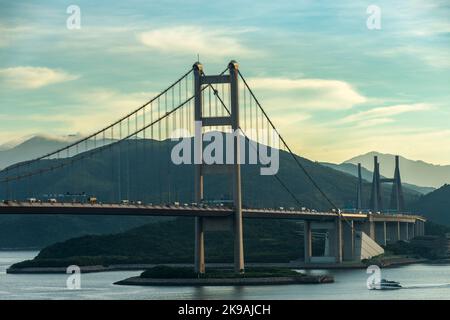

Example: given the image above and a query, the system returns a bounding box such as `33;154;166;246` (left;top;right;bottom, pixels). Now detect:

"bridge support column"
303;221;312;263
375;221;387;246
193;62;205;274
399;222;408;241
408;222;415;239
335;217;343;263
386;221;399;243
342;220;354;261
362;217;375;240
415;220;425;236
229;61;244;273
194;217;205;273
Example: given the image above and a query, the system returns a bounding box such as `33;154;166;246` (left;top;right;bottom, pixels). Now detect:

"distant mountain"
321;162;435;195
344;151;450;189
0;136;30;151
0;134;113;170
412;184;450;226
0;135;75;169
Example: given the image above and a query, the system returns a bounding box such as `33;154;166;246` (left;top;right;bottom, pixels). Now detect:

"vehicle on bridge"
201;199;234;208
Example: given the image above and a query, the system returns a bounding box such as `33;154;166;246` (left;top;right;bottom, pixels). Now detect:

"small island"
114;265;334;286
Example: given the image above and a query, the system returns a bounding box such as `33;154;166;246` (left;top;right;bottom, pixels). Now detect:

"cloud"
138;26;255;57
55;89;158;134
405;21;450;37
247;77;367;110
0;24;35;47
340;103;433;124
0;67;79;89
0;88;157;137
268;113;312;132
376;47;450;69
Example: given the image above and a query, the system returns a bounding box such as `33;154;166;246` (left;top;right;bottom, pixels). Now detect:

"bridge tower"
193;61;244;274
390;155;405;212
356;163;363;210
370;156;383;212
370;155;405;213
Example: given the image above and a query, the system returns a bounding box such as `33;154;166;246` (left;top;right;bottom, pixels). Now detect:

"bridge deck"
0;202;425;222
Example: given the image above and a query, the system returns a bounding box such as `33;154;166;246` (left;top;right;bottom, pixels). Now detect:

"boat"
369;279;402;290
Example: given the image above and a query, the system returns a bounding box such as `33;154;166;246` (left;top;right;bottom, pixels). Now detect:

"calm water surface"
1;251;449;300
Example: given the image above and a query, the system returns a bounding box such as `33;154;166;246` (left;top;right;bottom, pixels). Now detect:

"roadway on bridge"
0;202;423;222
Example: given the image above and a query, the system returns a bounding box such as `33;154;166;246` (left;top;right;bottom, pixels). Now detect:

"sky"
0;0;449;164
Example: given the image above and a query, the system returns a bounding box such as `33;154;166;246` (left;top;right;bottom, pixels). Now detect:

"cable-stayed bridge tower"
370;155;405;213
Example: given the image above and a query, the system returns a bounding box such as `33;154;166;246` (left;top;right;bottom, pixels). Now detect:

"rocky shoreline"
114;275;334;286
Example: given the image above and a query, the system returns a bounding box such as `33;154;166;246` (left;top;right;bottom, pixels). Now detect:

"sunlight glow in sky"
0;0;449;164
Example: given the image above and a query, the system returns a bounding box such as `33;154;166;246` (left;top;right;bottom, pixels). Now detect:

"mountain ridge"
344;151;450;188
321;162;435;195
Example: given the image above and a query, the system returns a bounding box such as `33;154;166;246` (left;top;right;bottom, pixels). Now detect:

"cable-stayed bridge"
0;61;425;272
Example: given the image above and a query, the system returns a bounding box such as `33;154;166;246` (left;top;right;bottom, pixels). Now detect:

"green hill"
12;218;310;268
0;215;166;249
412;184;450;226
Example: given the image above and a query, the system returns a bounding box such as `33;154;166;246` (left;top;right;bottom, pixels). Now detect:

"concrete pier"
342;220;355;261
386;221;400;243
408;222;415;239
400;222;408;241
335;217;343;263
375;221;387;246
303;221;312;263
415;220;425;237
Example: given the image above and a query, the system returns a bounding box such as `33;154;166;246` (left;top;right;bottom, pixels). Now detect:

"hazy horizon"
2;132;450;168
1;0;449;165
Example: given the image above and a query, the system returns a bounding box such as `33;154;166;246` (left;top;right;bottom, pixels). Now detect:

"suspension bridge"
0;61;425;273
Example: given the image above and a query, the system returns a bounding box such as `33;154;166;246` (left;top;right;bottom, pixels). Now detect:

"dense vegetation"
412;184;450;226
11;218;449;269
12;218;309;268
0;215;166;249
385;238;448;260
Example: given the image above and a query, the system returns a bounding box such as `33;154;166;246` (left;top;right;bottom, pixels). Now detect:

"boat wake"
400;283;450;290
